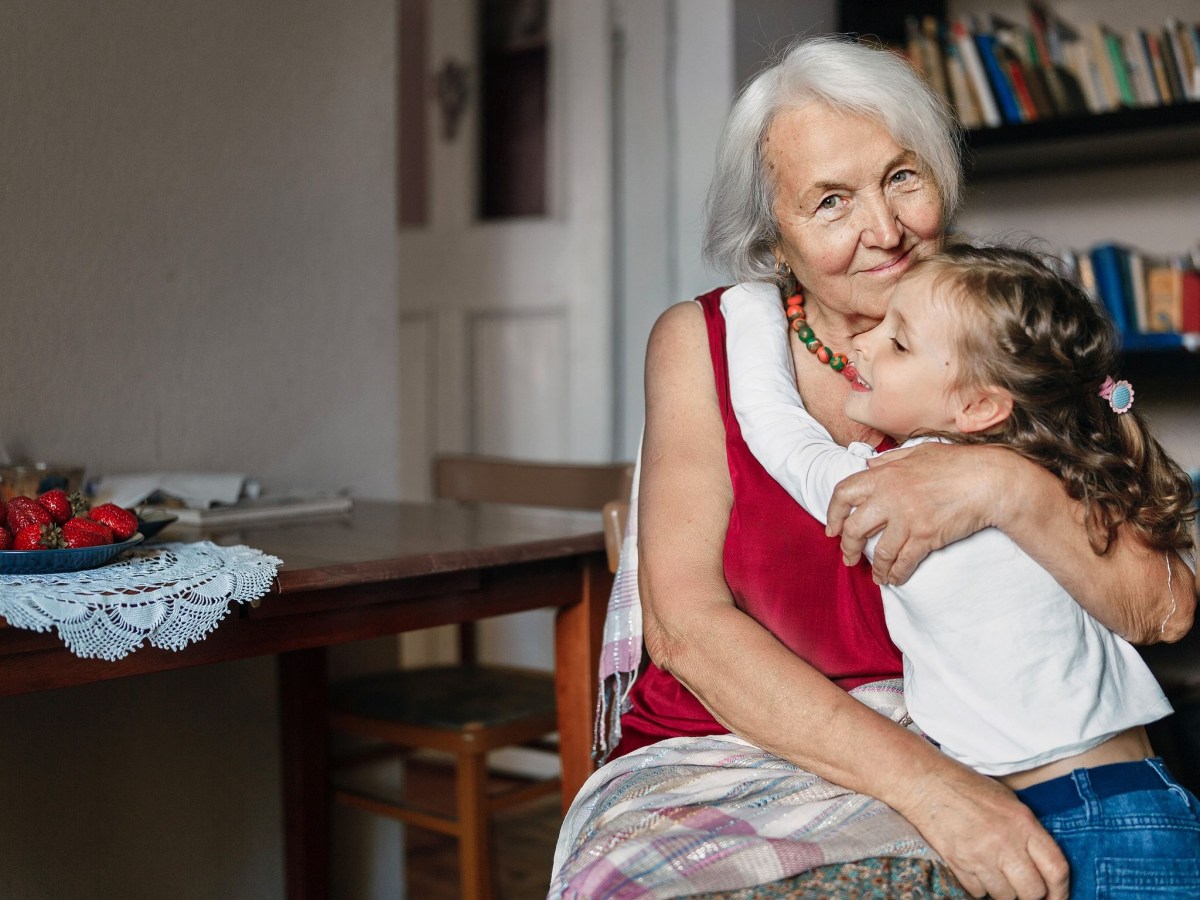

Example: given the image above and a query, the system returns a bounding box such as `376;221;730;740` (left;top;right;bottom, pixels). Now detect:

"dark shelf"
1120;332;1200;379
965;102;1200;177
1121;331;1200;353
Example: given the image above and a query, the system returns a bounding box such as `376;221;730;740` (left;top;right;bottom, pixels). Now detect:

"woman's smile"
765;104;943;327
860;245;916;276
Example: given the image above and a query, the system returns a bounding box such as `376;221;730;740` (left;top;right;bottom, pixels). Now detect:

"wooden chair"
327;454;633;900
602;499;629;574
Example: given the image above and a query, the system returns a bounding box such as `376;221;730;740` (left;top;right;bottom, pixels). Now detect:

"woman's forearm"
643;585;946;796
989;448;1195;643
826;443;1194;644
642;573;1067;900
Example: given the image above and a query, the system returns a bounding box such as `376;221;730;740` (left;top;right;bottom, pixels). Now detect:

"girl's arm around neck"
720;283;870;527
639;302;1068;900
825;443;1195;644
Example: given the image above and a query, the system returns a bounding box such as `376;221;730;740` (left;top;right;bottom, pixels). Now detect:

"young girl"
722;243;1200;897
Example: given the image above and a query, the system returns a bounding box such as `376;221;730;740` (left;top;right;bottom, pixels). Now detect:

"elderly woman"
550;36;1193;900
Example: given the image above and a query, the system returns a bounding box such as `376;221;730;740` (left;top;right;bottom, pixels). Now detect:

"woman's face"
765;103;944;328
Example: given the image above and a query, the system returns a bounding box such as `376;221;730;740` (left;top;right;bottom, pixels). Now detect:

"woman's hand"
895;763;1069;900
825;442;1194;643
825;443;1004;585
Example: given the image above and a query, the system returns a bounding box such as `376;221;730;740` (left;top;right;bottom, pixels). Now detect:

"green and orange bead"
782;288;859;382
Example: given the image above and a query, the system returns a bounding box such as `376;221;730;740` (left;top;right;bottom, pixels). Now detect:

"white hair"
703;35;963;286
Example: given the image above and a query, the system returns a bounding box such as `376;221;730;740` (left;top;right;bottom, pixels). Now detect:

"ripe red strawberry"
0;527;11;551
13;523;63;550
37;488;86;525
7;496;53;530
89;503;138;541
0;498;7;529
62;517;113;548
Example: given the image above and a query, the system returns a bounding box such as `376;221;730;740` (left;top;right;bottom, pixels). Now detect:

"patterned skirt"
550;683;967;899
682;858;969;899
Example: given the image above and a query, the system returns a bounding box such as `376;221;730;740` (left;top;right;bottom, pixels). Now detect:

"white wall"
0;0;401;497
613;0;736;457
733;0;838;88
0;1;400;897
613;0;836;459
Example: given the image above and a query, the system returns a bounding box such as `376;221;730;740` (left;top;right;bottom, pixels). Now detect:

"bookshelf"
1122;332;1200;383
965;101;1200;176
838;2;1200;361
1124;332;1200;353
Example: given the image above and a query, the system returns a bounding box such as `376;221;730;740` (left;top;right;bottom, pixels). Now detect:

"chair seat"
329;665;556;731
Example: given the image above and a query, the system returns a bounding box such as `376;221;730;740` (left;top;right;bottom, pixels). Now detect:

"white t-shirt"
721;282;1171;775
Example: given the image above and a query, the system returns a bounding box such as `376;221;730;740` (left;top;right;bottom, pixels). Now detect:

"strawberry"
89;503;138;541
7;496;53;530
0;498;7;529
0;527;11;551
13;522;63;551
37;488;86;525
62;517;113;548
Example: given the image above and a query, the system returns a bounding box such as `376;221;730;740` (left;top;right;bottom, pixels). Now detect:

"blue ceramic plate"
0;533;145;575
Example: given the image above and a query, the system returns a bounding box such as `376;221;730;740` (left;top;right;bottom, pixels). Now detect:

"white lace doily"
0;542;283;661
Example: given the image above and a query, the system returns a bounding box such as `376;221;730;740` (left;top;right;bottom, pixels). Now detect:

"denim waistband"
1015;757;1173;818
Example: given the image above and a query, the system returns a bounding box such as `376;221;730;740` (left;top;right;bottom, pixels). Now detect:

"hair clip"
1098;376;1135;414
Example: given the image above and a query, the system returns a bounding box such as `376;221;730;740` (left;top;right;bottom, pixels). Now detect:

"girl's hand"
825;443;1008;585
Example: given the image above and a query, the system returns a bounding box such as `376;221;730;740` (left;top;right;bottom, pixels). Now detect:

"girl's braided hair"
919;242;1195;555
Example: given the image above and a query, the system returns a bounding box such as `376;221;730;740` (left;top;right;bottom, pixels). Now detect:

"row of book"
904;6;1200;130
1062;244;1200;344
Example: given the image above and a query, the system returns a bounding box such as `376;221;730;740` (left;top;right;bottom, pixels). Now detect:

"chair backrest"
602;500;629;574
433;454;634;663
434;454;633;512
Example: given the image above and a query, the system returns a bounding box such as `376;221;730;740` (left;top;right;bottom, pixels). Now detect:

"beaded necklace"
785;291;859;382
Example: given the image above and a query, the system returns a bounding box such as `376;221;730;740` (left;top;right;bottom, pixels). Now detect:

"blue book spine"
1089;244;1132;334
974;33;1023;123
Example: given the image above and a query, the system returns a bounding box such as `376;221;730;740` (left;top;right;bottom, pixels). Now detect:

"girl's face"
766;103;944;329
844;269;965;440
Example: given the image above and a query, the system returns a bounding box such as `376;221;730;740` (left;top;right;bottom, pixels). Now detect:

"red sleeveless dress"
614;288;902;756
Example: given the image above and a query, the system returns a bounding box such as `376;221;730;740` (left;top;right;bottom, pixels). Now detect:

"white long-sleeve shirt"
721;282;1171;775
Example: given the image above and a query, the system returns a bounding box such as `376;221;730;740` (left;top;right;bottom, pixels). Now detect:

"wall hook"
434;59;471;142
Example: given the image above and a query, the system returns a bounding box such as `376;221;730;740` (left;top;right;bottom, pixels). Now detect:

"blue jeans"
1016;757;1200;898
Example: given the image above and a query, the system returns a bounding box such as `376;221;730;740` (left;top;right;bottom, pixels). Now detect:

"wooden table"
0;500;612;900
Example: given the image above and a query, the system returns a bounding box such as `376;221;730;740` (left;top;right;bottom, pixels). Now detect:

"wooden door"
396;0;614;669
398;0;614;492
